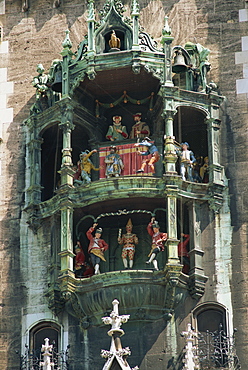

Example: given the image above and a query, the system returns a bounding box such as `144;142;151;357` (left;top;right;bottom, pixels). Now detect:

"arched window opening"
29;322;61;358
192;304;240;369
174;107;208;183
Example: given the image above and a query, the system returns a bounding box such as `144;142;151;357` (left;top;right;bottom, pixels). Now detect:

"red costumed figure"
86;223;108;275
146;217;167;270
74;241;86;278
178;233;190;274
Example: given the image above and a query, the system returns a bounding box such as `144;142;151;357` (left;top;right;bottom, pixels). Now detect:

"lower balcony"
48;266;185;327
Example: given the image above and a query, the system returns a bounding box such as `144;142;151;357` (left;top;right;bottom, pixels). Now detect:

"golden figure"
109;30;121;49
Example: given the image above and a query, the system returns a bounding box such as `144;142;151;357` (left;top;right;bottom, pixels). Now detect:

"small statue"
200;156;209;183
74;241;87;278
118;219;138;269
129;113;150;141
104;146;124;178
179;142;196;182
72;165;83;187
109;30;121;49
134;137;160;173
192;155;203;183
32;64;48;100
106;116;128;141
196;43;211;91
86;223;108;275
146;217;167;270
22;0;29;12
76;149;100;184
177;233;190;274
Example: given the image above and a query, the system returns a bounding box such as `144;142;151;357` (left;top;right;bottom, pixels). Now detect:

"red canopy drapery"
99;143;153;178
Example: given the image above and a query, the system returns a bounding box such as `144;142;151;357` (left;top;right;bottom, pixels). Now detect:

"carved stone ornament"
53;0;61;8
22;0;29;12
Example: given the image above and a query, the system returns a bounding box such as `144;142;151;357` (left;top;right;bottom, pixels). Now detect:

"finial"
162;16;171;36
101;300;138;369
131;0;139;16
181;324;198;370
102;299;130;337
87;0;95;22
62;30;72;50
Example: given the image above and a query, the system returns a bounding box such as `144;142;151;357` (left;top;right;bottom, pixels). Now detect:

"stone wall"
0;0;247;368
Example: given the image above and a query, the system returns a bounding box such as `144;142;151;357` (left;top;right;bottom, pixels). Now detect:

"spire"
181;324;198;370
62;29;72;51
40;338;54;370
131;0;139;16
101;299;139;370
87;0;95;22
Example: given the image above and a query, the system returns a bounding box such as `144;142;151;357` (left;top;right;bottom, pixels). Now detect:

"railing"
176;324;241;370
197;326;241;370
20;343;70;370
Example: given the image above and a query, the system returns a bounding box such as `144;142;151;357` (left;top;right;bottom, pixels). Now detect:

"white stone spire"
101;299;138;370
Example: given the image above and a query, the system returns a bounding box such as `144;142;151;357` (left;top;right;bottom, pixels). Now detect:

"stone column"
59;204;74;275
131;0;140;51
61;30;73;97
58;103;75;276
206;117;224;184
163;104;178;175
26;136;43;204
166;186;180;265
87;0;96;56
188;201;207;299
161;16;174;87
58;103;75;188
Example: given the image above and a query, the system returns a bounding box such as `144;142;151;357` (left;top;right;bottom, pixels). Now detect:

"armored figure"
118;219;138;269
32;64;48;100
106;116;128;141
146;217;167;270
129;113;150;141
86;223;108;275
104;146;124;178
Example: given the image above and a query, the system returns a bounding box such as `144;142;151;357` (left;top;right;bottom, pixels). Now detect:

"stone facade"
0;1;247;369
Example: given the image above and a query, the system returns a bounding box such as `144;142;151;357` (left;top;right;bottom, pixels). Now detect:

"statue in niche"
192;155;203;183
109;30;120;50
74;149;100;185
106;115;128;141
32;64;48;100
146;217;167;271
178;233;190;274
86;223;108;275
178;142;196;182
118;219;138;269
196;43;211;91
74;241;94;278
31;64;49;114
200;156;209;183
129;113;150;142
134;137;160;173
104;146;124;178
74;241;86;277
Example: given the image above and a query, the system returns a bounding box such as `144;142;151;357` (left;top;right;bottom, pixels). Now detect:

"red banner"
99;143;153;178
